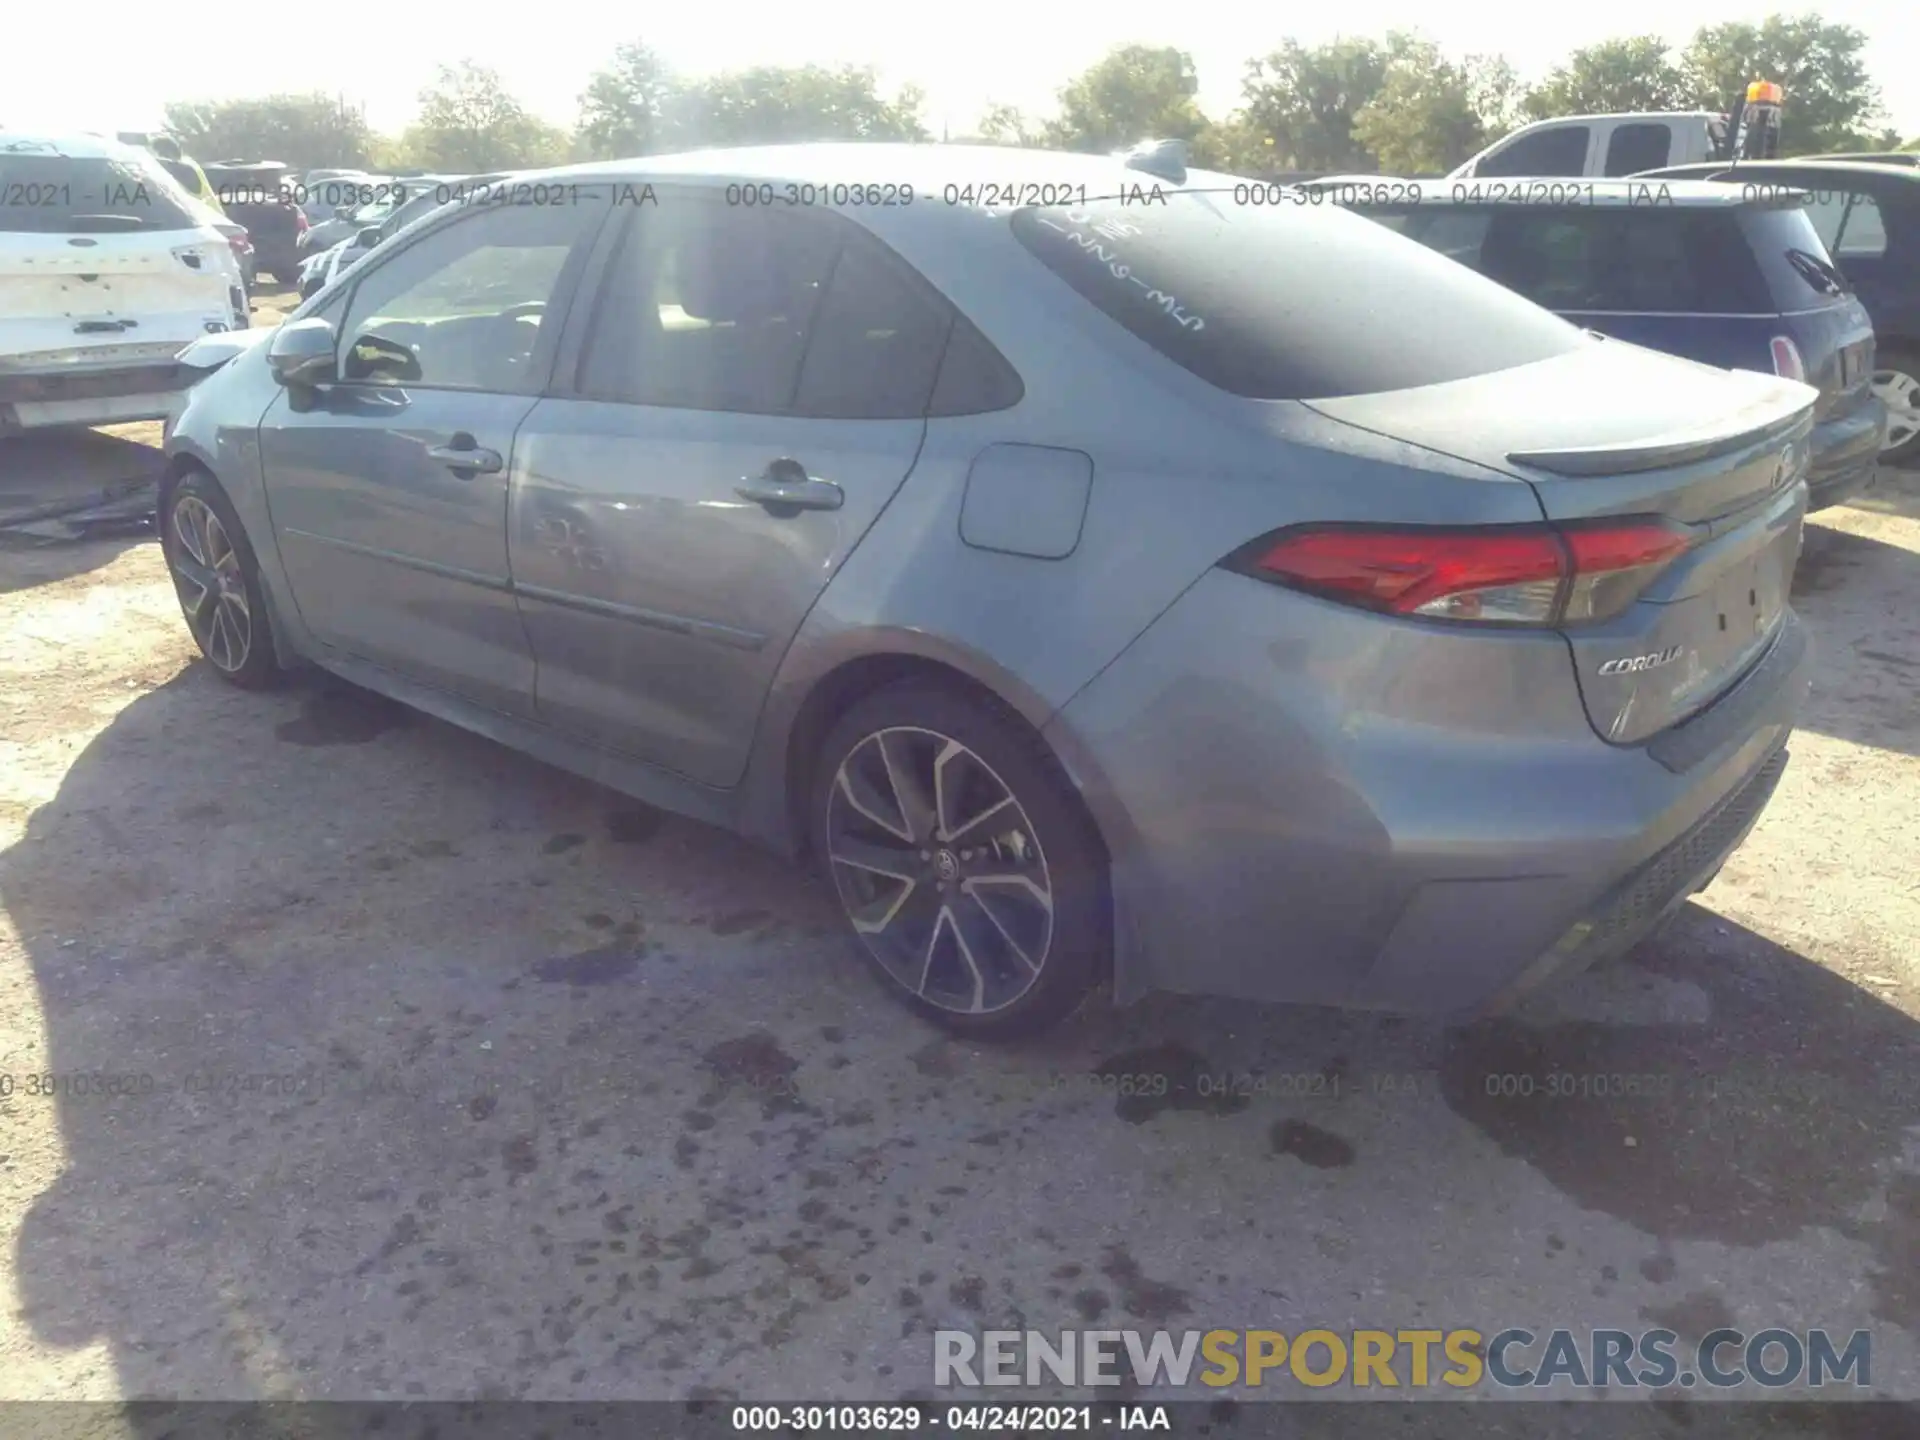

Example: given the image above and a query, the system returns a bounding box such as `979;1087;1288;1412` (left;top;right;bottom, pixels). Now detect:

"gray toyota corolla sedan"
159;144;1818;1038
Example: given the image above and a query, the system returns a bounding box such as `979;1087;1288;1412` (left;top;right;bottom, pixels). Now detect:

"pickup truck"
1450;111;1728;179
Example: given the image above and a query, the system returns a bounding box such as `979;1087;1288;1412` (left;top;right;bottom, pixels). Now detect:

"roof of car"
1318;176;1804;208
1639;159;1920;184
0;131;144;160
536;142;1234;192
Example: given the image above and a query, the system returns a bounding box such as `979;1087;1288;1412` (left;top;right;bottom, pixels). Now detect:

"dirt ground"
1;321;1918;1425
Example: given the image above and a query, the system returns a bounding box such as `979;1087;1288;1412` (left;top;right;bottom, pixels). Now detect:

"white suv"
2;132;248;432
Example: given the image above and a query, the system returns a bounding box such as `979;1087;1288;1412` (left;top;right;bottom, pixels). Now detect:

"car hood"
175;325;275;371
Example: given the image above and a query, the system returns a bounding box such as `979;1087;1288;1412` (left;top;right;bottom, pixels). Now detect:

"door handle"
736;459;843;513
426;435;504;475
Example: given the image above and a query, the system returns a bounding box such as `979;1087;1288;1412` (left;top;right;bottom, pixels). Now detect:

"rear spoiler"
1509;387;1813;476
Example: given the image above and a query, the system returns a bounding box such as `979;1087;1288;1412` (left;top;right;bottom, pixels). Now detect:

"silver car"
159;144;1818;1038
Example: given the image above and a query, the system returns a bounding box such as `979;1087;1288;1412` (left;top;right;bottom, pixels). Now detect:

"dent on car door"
258;195;605;715
508;195;956;787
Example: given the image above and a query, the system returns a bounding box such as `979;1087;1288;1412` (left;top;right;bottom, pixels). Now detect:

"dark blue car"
1635;160;1920;466
1331;178;1887;509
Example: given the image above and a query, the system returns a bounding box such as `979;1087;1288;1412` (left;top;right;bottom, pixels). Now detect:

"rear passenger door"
1602;122;1675;176
509;192;961;787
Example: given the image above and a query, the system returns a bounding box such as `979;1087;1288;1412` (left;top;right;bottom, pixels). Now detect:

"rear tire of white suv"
161;468;284;690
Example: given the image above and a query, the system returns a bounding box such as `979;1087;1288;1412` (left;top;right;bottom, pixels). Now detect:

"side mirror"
356;226;383;248
340;330;424;384
267;316;338;388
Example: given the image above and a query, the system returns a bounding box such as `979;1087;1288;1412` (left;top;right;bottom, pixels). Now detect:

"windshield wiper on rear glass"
1785;248;1847;297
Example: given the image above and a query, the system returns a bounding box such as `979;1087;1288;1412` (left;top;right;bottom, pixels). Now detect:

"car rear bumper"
0;362;198;432
1806;397;1886;510
1048;569;1813;1016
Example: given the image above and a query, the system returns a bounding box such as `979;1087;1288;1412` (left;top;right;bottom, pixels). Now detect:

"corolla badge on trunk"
1598;645;1685;676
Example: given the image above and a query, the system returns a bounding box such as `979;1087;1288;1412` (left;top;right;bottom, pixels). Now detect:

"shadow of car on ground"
2;667;1916;1432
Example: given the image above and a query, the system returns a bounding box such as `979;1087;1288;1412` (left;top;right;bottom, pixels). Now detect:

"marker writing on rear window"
1035;216;1205;331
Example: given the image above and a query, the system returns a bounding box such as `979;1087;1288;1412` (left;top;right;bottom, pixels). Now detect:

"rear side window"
1477;127;1590;177
1405;207;1775;314
792;235;953;419
0;153;202;233
1010;194;1583;400
1604;124;1673;177
1739;205;1856;307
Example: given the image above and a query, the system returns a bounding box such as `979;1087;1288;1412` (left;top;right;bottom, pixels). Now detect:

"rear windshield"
1739;204;1855;307
1368;205;1781;314
1009;192;1584;400
0;153;203;233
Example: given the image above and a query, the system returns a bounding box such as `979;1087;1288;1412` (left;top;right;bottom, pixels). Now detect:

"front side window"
1477;126;1591;178
340;200;590;391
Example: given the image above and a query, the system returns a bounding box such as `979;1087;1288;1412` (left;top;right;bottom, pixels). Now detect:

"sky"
7;2;1916;143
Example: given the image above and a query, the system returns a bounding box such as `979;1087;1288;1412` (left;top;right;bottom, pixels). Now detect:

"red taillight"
1770;335;1805;382
294;208;309;232
1231;520;1692;627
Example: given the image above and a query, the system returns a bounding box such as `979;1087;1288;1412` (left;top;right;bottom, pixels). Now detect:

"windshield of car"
0;151;203;232
350;193;405;225
1009;189;1585;400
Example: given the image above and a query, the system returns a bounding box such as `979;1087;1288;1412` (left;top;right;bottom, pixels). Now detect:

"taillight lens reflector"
1770;335;1805;383
1231;520;1692;627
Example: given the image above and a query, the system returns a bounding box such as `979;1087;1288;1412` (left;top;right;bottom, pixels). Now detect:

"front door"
510;195;957;786
260;196;603;716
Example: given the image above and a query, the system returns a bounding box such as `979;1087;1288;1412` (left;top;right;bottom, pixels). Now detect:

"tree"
1353;38;1507;174
1041;44;1212;155
1681;16;1885;155
1464;55;1526;141
1522;37;1689;121
667;65;927;147
397;62;568;171
1238;38;1395;172
161;94;376;168
575;42;679;160
971;102;1050;148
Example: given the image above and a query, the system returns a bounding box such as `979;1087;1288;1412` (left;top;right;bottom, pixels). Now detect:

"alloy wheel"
168;495;253;674
825;726;1054;1016
1871;365;1919;454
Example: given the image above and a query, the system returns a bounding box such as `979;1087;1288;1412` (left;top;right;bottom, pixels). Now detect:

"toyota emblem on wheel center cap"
934;850;960;882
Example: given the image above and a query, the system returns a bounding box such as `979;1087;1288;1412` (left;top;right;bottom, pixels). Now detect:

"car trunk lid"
1305;339;1817;743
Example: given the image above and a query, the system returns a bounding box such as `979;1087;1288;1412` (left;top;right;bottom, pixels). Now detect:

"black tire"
160;467;284;690
1872;345;1920;467
810;680;1109;1040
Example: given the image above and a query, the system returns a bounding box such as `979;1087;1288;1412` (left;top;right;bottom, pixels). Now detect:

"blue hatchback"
1328;178;1887;509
